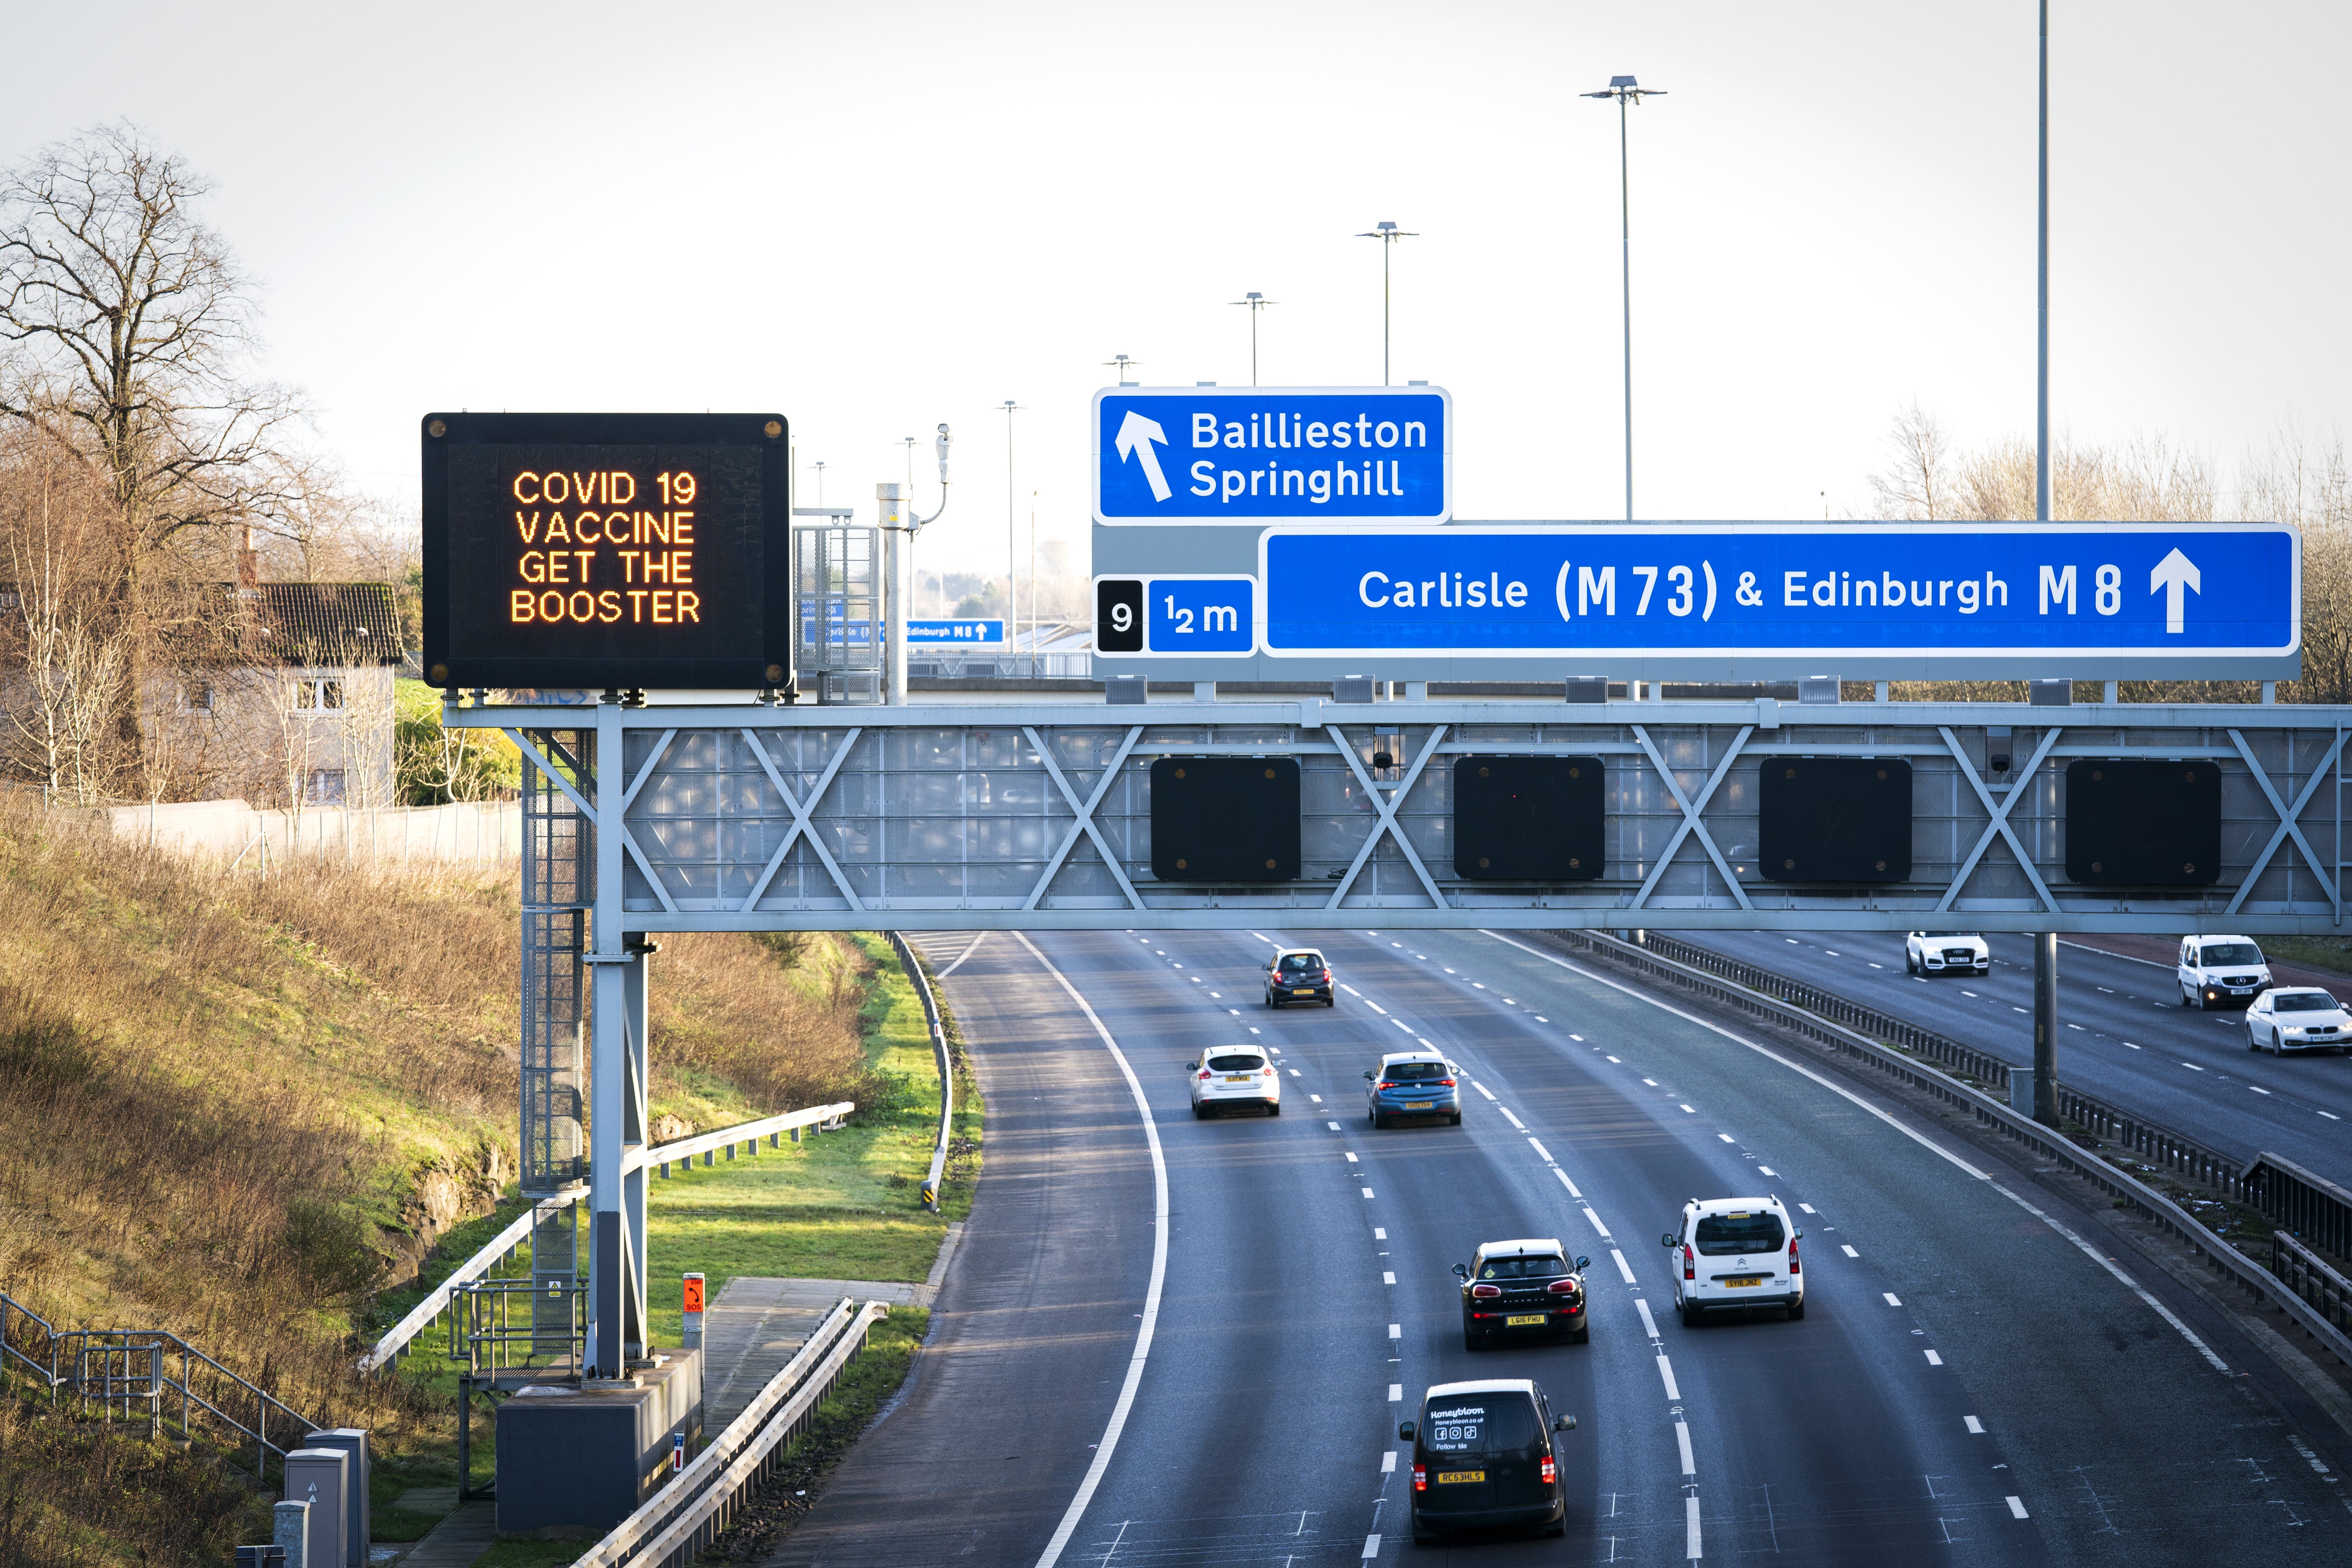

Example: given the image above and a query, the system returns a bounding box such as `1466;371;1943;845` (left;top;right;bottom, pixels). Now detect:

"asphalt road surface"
1673;929;2352;1187
767;927;2351;1568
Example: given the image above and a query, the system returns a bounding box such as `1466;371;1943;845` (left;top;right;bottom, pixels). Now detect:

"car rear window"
1278;954;1323;972
1694;1211;1786;1256
2276;993;2338;1013
1477;1256;1567;1281
1207;1054;1264;1071
1385;1061;1446;1081
1423;1396;1537;1455
2199;943;2261;965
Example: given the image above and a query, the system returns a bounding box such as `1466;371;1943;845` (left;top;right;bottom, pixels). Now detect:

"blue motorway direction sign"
1258;524;2298;661
907;618;1004;646
1093;386;1450;525
1093;574;1256;657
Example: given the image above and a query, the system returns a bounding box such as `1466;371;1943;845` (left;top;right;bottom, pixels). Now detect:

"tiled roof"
241;583;405;666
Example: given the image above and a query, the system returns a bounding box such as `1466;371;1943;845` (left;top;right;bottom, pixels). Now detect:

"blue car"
1365;1051;1463;1128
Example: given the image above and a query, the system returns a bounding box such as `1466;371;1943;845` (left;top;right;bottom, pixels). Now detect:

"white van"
1662;1195;1803;1325
2178;935;2274;1010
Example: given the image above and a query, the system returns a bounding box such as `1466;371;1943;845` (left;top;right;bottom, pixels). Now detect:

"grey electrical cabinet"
302;1428;371;1565
282;1448;348;1568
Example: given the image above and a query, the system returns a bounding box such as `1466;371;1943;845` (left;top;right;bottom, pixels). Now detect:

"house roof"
236;583;404;666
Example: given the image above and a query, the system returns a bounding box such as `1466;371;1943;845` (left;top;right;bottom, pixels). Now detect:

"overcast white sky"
5;1;2345;579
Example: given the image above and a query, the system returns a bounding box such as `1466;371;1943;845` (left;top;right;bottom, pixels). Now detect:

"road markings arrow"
2151;548;2201;633
1113;410;1172;502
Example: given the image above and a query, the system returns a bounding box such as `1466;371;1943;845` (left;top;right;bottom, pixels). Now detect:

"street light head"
1610;74;1638;88
1247;290;1263;301
935;423;952;477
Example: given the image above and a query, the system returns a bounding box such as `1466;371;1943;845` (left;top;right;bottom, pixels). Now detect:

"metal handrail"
889;932;955;1210
1546;931;2352;1372
2271;1231;2352;1336
361;1184;584;1372
637;1102;856;1178
448;1277;587;1377
574;1296;888;1567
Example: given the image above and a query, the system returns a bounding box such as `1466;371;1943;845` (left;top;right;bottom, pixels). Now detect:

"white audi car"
1186;1045;1282;1117
1904;931;1989;976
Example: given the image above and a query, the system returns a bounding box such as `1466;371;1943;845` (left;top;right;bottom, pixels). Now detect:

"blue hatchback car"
1365;1051;1463;1128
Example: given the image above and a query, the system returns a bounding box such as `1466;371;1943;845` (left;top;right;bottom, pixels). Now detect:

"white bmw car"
2246;989;2352;1054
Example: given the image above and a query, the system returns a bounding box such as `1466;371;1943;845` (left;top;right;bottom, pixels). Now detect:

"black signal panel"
1453;757;1605;880
2064;760;2220;885
1150;757;1300;882
1759;758;1912;882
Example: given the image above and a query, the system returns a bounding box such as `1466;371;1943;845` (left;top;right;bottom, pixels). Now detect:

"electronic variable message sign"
421;412;792;690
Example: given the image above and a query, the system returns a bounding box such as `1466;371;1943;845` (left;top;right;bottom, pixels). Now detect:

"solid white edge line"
1020;933;1171;1568
1480;929;2236;1377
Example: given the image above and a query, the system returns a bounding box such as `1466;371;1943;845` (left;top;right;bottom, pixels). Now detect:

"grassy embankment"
468;932;980;1567
0;796;876;1565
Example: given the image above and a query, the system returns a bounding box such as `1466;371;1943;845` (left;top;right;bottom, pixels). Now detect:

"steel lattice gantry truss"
461;695;2352;938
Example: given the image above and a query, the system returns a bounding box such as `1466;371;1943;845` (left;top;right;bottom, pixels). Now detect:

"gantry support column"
2032;931;2060;1126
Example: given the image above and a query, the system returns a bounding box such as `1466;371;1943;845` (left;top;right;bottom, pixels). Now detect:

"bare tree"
0;123;309;764
1869;401;1955;520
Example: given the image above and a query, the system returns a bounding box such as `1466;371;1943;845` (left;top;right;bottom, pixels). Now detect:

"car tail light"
1197;1069;1210;1080
1546;1278;1580;1296
1436;1078;1456;1087
1377;1081;1397;1091
1412;1463;1426;1492
1788;1238;1800;1275
1682;1245;1695;1282
1470;1283;1502;1298
1263;1065;1276;1076
1539;1455;1556;1486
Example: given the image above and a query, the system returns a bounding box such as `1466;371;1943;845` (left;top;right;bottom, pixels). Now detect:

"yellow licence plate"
1292;987;1314;995
1223;1075;1254;1083
1437;1470;1485;1484
1722;1276;1764;1288
1405;1101;1433;1110
1505;1314;1546;1326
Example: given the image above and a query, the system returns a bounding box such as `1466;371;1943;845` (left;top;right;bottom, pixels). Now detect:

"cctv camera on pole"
880;423;952;705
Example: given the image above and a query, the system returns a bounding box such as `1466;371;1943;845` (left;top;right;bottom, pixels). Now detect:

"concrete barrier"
96;799;520;866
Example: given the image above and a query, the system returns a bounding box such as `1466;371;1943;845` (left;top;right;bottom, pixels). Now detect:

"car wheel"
1680;1298;1702;1328
1904;951;1917;975
1326;995;1336;1007
2249;1029;2262;1051
1268;1099;1281;1116
1264;991;1276;1009
1191;1103;1205;1119
1545;1516;1568;1538
1448;1111;1463;1126
1370;1109;1384;1130
1787;1297;1805;1321
1573;1326;1591;1344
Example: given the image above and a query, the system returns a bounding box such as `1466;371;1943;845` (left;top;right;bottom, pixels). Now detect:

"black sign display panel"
1096;579;1145;653
422;412;791;690
2064;760;2220;885
1453;757;1604;880
1150;757;1300;882
1759;758;1911;882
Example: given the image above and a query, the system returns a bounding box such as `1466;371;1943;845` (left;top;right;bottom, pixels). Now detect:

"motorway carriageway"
769;929;2350;1568
1673;931;2352;1190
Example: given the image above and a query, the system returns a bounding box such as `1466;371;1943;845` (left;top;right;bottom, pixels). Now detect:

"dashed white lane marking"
1883;1292;1903;1306
1840;1245;1859;1258
2185;1062;2206;1072
1635;1298;1660;1338
1288;1069;1301;1077
2323;1111;2344;1121
1657;1355;1682;1401
1499;1107;1526;1129
1329;1121;1341;1131
1528;1136;1555;1162
2251;1086;2273;1095
1389;1323;1401;1337
1714;1132;1731;1142
2005;1496;2029;1519
1682;1105;1699;1115
1382;1451;1397;1473
1383;1272;1396;1285
1016;935;1170;1568
1340;984;1363;996
1363;1188;1375;1199
1584;1207;1613;1238
1361;1535;1381;1559
1570;1033;1584;1041
1388;1384;1402;1401
1675;1419;1696;1475
1642;1076;1658;1085
1472;1081;1497;1101
1345;1152;1359;1164
1554;1168;1584;1199
1612;1249;1637;1284
1472;982;1487;989
1375;1227;1387;1239
1924;1349;1944;1365
1965;1416;1985;1434
1798;1203;1816;1214
1607;1055;1622;1063
1534;1016;1548;1022
1363;1000;1388;1014
1757;1165;1777;1176
1686;1495;1704;1558
2123;1042;2143;1050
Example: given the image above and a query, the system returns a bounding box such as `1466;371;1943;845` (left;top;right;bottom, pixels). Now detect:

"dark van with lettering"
1397;1377;1575;1543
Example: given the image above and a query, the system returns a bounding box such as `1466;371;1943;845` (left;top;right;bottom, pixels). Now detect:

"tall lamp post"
1355;220;1416;385
2030;0;2059;1127
1001;399;1023;647
1581;74;1666;523
1230;291;1277;385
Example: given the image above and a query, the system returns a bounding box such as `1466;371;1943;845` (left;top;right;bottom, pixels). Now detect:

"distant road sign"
1257;524;2297;664
422;411;792;689
907;618;1004;646
1093;574;1256;657
1093;386;1450;525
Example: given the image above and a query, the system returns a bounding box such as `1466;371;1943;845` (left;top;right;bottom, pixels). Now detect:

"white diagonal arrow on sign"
1113;410;1172;502
2151;547;2200;634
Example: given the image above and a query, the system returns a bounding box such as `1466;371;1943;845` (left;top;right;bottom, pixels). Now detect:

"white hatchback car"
1186;1045;1282;1118
1662;1196;1803;1325
2178;935;2273;1009
2247;989;2352;1054
1904;931;1988;976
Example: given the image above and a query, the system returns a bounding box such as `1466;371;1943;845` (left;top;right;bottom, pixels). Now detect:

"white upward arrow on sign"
1113;410;1172;502
2150;547;2201;634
